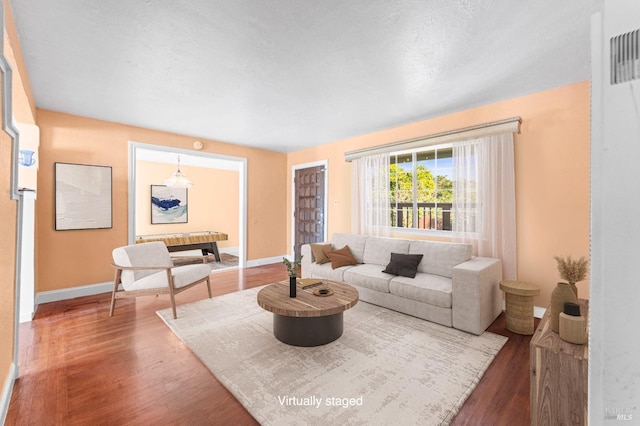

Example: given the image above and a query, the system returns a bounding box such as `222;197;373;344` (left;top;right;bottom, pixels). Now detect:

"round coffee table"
257;280;359;347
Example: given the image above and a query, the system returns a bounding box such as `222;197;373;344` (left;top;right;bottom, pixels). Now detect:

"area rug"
171;253;238;272
157;287;507;425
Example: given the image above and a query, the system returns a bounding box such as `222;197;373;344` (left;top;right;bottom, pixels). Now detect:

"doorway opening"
129;141;247;268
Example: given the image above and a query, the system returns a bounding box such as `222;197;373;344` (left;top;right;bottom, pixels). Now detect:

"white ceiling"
9;0;600;153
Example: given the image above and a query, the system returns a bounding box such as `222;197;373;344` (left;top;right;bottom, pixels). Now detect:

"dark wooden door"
294;166;326;260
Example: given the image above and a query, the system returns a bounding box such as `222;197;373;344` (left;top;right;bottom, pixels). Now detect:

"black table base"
165;241;221;262
272;312;343;347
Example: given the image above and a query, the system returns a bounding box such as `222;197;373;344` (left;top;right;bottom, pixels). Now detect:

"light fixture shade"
164;155;193;188
164;170;193;188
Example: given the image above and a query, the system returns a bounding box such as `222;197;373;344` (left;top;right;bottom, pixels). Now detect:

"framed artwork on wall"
151;184;188;224
55;162;113;231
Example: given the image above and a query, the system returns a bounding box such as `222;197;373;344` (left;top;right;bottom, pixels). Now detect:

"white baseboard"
31;256;283;308
35;281;113;306
247;255;285;268
19;309;34;323
534;305;546;319
0;362;18;425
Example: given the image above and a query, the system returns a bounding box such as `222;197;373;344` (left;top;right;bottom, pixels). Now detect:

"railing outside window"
390;202;453;231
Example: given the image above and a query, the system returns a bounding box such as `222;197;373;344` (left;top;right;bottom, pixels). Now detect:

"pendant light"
163;155;193;188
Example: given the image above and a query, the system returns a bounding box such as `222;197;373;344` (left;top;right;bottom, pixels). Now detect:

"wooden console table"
530;299;588;425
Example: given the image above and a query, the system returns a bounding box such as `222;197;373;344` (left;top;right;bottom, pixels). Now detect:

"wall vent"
611;29;640;84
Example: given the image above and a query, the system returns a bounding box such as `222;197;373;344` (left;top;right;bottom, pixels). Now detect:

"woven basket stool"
499;280;540;335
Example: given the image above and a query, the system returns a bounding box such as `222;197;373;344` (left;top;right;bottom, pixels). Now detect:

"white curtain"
352;153;391;236
452;133;517;280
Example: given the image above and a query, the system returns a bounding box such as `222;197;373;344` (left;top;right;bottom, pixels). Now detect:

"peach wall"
0;103;18;403
35;110;287;292
135;160;239;249
287;82;591;308
1;0;35;402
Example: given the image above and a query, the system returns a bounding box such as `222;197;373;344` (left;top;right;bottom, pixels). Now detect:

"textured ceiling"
9;0;600;153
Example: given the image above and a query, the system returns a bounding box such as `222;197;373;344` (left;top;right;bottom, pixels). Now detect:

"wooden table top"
499;280;540;296
135;231;228;246
257;280;359;318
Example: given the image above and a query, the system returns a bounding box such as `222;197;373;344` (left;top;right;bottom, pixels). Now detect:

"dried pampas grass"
553;255;589;284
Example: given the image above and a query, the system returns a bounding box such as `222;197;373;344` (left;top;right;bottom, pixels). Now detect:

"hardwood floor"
7;264;538;425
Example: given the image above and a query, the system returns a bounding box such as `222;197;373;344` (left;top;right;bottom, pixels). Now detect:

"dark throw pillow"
310;243;333;264
325;245;358;269
382;253;424;278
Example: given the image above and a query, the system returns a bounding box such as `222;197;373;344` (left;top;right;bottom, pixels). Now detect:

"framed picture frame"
151;185;188;224
55;162;113;231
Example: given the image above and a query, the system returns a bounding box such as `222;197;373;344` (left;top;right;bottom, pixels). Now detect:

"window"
390;145;453;231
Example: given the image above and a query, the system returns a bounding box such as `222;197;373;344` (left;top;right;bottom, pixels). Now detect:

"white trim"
128;141;248;268
33;253;283;305
533;306;546;319
0;362;17;425
246;255;286;268
35;281;113;306
0;1;20;201
345;117;521;162
290;160;329;257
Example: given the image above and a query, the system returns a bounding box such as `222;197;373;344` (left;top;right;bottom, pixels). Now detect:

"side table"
530;299;588;425
499;280;540;335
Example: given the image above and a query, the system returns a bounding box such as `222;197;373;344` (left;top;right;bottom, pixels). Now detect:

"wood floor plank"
7;264;537;425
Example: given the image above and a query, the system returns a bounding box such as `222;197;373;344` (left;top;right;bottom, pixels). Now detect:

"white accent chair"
110;241;212;319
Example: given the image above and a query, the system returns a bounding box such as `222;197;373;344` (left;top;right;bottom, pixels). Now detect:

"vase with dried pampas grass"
553;255;589;298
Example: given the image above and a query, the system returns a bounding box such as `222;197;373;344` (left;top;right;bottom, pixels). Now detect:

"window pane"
390;154;413;227
389;146;454;231
415;151;435;203
435;148;453;201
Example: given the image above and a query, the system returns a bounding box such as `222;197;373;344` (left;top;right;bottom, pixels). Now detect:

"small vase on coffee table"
289;276;297;298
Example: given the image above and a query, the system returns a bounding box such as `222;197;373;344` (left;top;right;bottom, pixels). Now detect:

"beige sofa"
301;233;503;335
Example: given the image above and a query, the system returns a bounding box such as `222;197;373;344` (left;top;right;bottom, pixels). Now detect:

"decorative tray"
313;288;334;297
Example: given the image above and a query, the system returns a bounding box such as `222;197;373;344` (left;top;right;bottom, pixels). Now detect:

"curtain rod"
344;116;522;162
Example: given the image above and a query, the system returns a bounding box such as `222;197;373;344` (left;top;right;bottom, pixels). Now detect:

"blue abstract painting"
151;185;188;224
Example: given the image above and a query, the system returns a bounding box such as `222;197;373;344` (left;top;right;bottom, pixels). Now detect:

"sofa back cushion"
409;240;473;278
332;233;368;263
362;236;410;266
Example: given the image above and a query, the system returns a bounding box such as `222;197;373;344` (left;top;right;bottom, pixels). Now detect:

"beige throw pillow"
326;245;358;269
310;243;332;264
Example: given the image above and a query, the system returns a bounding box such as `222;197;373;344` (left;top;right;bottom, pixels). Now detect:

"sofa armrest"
301;244;314;278
452;257;503;335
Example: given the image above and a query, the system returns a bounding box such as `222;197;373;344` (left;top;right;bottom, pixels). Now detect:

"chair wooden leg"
109;269;122;317
167;271;178;319
206;277;212;298
169;293;178;319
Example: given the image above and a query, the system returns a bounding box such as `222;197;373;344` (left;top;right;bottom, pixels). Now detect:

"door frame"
128;141;248;268
290;160;329;257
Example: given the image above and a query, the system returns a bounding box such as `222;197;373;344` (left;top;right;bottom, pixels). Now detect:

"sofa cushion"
326;245;358;269
382;253;424;278
409;240;473;278
362;237;411;266
332;233;368;263
309;261;356;282
389;273;453;308
343;264;393;293
310;243;332;264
